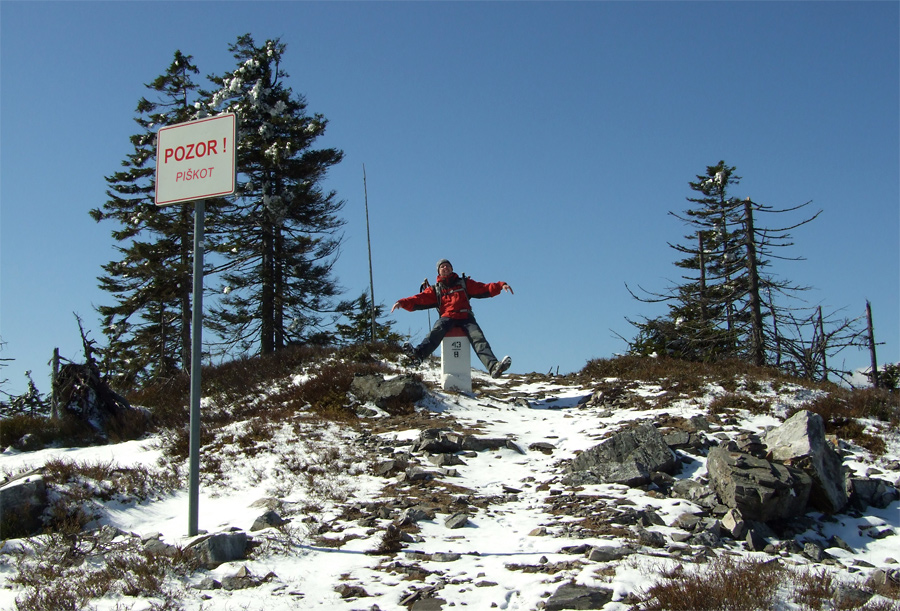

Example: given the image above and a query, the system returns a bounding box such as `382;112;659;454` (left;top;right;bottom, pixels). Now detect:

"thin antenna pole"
363;165;376;342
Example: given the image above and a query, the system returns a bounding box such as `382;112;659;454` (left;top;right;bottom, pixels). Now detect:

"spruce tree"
629;161;824;370
91;51;207;389
204;35;345;356
336;293;404;345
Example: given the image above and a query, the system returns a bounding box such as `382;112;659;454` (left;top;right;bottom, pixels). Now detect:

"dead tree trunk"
867;300;879;388
743;198;765;366
817;306;828;382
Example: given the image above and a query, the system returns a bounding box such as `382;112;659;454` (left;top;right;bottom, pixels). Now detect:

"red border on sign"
155;113;237;206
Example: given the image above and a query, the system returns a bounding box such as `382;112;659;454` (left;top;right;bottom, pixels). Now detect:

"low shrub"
708;392;770;416
578;355;801;394
126;373;190;429
791;390;896;456
634;555;785;611
0;413;101;452
10;533;192;611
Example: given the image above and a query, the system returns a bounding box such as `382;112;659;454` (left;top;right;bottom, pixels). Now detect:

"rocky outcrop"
564;423;677;487
765;410;848;514
706;447;812;522
350;373;426;412
0;472;48;538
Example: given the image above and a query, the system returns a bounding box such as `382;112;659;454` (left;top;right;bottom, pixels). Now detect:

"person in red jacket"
391;259;514;378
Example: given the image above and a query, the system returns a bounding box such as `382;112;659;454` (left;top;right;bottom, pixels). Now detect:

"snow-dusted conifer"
204;35;345;355
91;51;209;389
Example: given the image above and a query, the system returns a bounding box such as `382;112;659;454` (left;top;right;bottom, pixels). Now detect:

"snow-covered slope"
1;358;898;611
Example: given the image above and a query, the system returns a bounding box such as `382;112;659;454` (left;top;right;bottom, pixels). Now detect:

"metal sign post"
155;114;236;537
188;199;205;536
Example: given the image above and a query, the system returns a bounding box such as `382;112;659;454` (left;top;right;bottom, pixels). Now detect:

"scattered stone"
833;585;873;608
721;508;747;539
529;442;556;454
251;510;286;531
336;583;370;598
189;531;248;569
444;513;469;529
849;477;899;510
544;583;614;610
828;534;854;553
638;529;667;548
745;527;768;552
586;545;633;562
803;541;827;562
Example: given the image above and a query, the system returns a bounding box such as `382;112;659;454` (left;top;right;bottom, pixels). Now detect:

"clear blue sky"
2;1;898;397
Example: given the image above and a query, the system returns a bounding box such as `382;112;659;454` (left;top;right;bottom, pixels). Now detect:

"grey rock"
833;585;873;608
803;541;827;562
544;583;614;610
251;510;286;531
671;479;718;508
706;447;811;522
189;531;248;569
586;545;633;562
765;410;848;513
143;537;178;556
0;474;48;539
721;508;747;539
745;527;768;552
564;424;677;487
638;529;667;548
850;477;899;510
350;374;426;410
444;513;469;529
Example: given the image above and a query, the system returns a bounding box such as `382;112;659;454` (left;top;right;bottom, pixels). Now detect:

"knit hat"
436;259;452;273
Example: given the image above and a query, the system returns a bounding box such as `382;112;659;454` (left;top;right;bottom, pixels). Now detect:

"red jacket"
396;273;506;320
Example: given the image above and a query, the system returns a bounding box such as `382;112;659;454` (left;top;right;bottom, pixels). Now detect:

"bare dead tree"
773;305;867;384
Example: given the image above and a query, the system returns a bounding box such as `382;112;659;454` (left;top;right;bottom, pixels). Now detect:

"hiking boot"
401;342;422;366
490;356;511;379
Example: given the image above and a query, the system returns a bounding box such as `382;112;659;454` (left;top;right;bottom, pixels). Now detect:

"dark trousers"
414;316;499;371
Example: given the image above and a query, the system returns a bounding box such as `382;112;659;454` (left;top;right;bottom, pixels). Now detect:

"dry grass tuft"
633;555;785;611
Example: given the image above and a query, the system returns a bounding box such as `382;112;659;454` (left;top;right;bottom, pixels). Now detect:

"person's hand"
502;283;514;295
391;301;401;313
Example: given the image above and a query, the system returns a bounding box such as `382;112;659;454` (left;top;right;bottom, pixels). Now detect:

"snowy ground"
1;359;898;610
